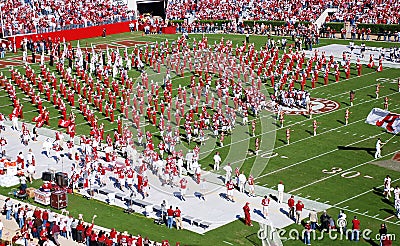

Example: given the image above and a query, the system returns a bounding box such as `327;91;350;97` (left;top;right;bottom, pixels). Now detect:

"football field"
0;32;399;245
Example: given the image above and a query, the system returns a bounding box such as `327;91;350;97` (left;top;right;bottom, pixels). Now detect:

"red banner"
10;21;132;49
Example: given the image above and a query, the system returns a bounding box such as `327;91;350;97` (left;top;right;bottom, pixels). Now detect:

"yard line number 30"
322;167;361;179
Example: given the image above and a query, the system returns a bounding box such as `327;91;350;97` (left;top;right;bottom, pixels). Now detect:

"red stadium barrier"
9;21;132;49
162;26;177;34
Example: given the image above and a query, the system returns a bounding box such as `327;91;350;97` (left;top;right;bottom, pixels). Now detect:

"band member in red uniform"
335;69;340;82
117;117;122;135
324;69;329;85
356;59;362;76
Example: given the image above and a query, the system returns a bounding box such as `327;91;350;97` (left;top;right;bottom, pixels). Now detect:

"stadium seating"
0;0;134;37
165;0;400;25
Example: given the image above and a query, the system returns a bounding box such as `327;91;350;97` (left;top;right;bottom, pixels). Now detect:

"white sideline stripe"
289;149;400;193
338;177;399;207
223;241;233;245
333;205;399;226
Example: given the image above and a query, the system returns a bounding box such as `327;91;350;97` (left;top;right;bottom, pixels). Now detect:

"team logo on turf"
265;98;340;115
393;152;400;162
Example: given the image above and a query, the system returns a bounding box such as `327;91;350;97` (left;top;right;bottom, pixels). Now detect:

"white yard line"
332;206;399;226
24;109;38;114
384;215;395;221
253;105;400;180
257;131;384;179
289;149;400;193
334;177;400;206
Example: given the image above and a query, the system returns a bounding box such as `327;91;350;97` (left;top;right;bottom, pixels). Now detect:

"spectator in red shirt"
89;231;97;245
51;222;61;245
288;195;295;220
136;234;143;246
38;226;48;245
97;231;106;245
42;210;48;226
295;200;304;224
174;207;183;230
105;234;113;246
351;216;360;241
76;222;84;243
167;206;174;229
303;221;311;245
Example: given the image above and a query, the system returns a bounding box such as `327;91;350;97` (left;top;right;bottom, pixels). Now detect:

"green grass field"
0;32;399;245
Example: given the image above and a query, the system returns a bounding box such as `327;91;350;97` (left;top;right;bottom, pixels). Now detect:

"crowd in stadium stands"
0;0;134;37
172;19;400;45
2;198;172;245
166;0;400;24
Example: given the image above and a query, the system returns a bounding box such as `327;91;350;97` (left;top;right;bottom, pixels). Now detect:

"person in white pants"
238;171;247;193
375;138;382;159
223;163;232;184
277;181;285;203
12;116;19;131
213;152;221;170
